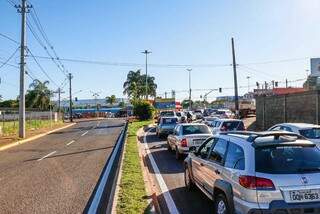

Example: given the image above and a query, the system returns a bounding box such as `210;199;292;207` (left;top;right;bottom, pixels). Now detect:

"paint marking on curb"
66;140;75;146
37;151;57;161
144;128;179;214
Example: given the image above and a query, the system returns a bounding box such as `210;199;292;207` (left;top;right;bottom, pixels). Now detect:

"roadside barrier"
84;121;128;214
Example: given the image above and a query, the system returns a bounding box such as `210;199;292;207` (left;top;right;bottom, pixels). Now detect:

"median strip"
37;151;57;161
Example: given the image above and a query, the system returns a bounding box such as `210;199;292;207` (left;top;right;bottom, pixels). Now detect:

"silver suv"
184;131;320;214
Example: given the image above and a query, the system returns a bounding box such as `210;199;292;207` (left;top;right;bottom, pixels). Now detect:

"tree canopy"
106;95;117;105
25;79;52;110
123;70;157;100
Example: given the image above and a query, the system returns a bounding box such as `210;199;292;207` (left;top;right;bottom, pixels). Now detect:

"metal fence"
0;109;62;136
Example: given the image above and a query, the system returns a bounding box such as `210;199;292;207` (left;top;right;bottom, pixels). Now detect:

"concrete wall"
256;90;320;130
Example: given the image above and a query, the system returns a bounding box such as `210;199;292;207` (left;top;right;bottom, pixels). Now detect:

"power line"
4;0;16;7
0;33;19;44
0;46;19;69
242;57;309;66
27;6;68;76
26;48;59;87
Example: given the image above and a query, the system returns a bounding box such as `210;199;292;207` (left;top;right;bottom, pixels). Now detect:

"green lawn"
117;120;152;214
0;120;64;136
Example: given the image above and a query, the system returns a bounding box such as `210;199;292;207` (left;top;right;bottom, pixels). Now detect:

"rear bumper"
248;200;320;214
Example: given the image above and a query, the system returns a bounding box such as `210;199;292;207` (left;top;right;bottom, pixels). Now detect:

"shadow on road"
157;186;212;214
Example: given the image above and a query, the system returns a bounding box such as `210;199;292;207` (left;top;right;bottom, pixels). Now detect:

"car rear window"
300;128;320;139
160;111;174;117
222;121;245;131
182;125;211;135
162;118;177;124
255;145;320;174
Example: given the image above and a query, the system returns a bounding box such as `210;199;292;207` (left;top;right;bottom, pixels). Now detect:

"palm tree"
106;95;117;105
123;70;157;100
26;79;52;110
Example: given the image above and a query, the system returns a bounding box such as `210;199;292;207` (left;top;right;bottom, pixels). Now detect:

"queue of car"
155;109;320;214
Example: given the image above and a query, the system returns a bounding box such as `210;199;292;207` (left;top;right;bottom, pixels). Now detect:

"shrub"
133;100;155;120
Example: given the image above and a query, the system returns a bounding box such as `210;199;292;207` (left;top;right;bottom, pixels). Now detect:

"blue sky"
1;0;320;101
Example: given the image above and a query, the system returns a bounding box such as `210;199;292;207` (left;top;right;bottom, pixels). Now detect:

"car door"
202;137;228;195
168;125;178;148
171;125;180;147
191;137;216;185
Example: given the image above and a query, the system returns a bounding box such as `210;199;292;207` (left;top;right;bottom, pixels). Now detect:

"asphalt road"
144;128;213;214
0;118;125;214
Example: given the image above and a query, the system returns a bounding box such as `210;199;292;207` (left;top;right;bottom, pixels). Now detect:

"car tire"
175;147;181;160
184;166;194;191
214;193;230;214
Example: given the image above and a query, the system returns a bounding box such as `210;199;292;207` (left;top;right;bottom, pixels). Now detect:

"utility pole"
231;38;239;117
165;92;167;99
286;79;288;88
17;0;31;138
246;76;250;93
68;73;73;122
187;68;192;110
142;50;151;100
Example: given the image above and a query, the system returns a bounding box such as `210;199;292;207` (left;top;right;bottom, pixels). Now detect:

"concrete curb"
0;123;76;152
137;126;162;214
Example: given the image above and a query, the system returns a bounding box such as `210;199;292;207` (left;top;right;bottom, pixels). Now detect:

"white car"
167;123;213;159
212;109;234;119
211;118;245;135
268;123;320;147
202;116;219;127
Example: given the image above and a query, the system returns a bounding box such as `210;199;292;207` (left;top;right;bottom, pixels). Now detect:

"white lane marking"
144;128;179;214
66;140;75;146
37;151;57;161
81;131;89;136
96;121;101;127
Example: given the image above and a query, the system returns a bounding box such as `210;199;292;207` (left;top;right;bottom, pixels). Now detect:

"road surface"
0;118;125;214
144;128;213;214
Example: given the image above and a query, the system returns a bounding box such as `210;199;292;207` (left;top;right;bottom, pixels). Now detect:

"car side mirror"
189;146;197;153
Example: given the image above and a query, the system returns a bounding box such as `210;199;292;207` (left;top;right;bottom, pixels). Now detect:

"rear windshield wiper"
298;167;320;173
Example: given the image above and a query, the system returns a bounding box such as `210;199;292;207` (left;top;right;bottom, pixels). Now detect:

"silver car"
184;131;320;214
269;123;320;147
167;123;212;159
156;116;178;138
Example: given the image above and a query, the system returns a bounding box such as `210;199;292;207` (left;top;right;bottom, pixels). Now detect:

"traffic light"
219;88;222;93
75;97;78;102
275;81;278;87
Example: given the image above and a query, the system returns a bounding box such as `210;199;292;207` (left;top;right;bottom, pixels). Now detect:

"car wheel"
175;147;181;160
184;166;194;191
214;194;230;214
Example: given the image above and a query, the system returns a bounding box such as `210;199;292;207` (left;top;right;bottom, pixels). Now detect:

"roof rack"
220;131;306;142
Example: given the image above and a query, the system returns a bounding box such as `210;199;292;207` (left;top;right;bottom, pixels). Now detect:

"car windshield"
206;117;216;121
182;125;211;135
300;128;320;139
160;111;174;117
162;118;177;124
216;111;225;115
222;121;244;130
255;145;320;174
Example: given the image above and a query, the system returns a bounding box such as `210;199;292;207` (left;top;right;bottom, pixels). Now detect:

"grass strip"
117;120;152;214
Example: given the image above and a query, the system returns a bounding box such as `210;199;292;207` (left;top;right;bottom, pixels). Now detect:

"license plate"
289;189;320;202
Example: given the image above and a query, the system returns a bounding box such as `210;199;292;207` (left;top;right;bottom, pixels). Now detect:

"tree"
123;70;157;100
0;95;2;101
181;99;193;109
106;95;117;105
133;100;155;120
0;99;18;108
25;79;52;110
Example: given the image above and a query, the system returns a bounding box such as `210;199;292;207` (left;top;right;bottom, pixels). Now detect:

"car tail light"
181;138;188;147
239;176;275;190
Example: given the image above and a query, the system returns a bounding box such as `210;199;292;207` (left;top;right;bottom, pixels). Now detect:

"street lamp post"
187;68;192;110
142;50;151;100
